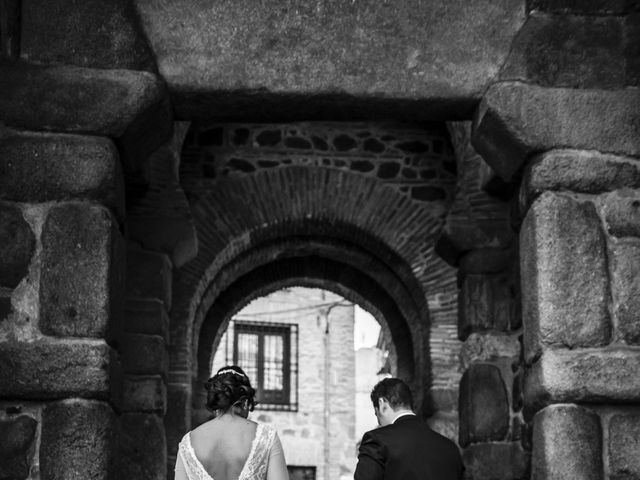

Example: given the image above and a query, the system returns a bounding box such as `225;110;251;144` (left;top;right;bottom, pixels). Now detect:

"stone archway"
165;121;462;469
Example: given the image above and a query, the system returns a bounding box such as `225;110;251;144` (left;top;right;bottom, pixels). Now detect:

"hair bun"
205;365;256;414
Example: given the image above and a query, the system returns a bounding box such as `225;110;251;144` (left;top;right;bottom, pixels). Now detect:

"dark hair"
370;377;413;410
205;365;257;413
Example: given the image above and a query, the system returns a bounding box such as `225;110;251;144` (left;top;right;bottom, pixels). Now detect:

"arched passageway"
165;122;462;469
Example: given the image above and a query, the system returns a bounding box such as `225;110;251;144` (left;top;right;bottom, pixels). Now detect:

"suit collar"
392;412;417;424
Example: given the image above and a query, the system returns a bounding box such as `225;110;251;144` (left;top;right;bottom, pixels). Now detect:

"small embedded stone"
311;136;328;151
284;137;311;149
333;134;356;151
350;160;374;173
255;129;281;147
363;138;385;153
0;204;34;289
377;162;400;179
459;364;510;446
460;333;521;371
402;167;417;179
227;158;255;173
0;297;12;320
395;140;429;153
0;415;38;480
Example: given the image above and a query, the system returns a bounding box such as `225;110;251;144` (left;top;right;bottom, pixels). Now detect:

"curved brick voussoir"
0;128;125;216
0;339;118;400
0;59;172;170
531;404;603;480
520;192;610;363
472;81;640;183
524;347;640;416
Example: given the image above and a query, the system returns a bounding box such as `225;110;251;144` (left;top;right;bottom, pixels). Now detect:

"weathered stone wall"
0;5;178;475
0;132;125;479
517;152;640;480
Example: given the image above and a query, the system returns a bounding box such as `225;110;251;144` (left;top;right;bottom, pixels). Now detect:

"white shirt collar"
392;412;416;424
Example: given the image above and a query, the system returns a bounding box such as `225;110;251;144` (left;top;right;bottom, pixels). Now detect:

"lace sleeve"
267;432;288;480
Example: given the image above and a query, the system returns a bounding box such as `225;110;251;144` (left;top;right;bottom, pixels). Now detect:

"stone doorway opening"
203;286;390;480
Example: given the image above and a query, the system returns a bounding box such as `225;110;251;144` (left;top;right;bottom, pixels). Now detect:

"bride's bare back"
192;417;258;480
175;416;288;480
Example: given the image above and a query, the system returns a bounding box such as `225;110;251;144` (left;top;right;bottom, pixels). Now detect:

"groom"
354;377;464;480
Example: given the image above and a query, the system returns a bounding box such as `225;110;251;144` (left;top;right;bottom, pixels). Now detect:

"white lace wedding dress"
177;424;278;480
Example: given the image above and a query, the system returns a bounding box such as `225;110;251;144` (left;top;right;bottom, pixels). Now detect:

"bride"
175;366;289;480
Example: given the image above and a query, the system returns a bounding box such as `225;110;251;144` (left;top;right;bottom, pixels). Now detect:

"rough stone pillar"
457;248;530;480
439;122;527;479
517;150;640;480
0;129;125;479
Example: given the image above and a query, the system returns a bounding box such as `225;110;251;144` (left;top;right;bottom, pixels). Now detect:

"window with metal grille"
224;320;298;411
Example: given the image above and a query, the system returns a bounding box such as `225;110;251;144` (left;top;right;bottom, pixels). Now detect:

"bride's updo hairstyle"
205;365;257;415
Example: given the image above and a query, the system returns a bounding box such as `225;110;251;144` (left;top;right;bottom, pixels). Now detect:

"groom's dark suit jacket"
354;414;464;480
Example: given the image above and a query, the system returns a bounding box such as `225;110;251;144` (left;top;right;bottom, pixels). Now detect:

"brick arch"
192;253;421;426
171;165;454;366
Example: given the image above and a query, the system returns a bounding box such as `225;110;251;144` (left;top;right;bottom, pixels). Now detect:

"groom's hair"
370;377;413;411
